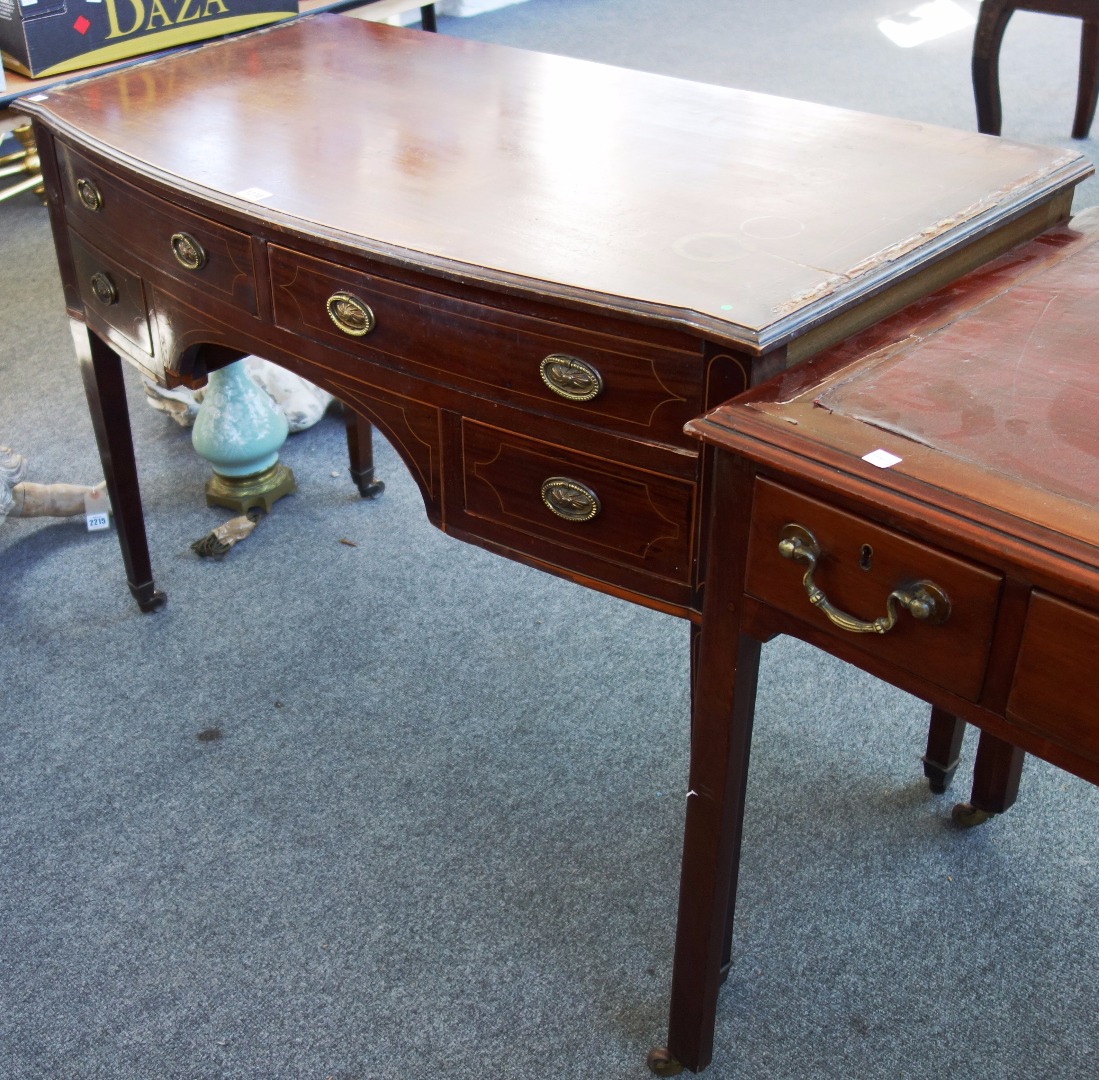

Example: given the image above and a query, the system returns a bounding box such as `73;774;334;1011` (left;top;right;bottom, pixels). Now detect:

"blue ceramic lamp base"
191;360;297;515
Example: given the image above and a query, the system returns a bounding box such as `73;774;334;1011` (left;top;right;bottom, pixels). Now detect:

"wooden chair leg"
972;1;1015;135
1072;19;1099;138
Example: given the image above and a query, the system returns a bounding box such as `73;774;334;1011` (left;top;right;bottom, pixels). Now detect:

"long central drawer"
268;245;700;448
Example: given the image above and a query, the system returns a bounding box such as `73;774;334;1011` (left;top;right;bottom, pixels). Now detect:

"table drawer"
459;419;696;588
1008;592;1099;767
745;479;1002;701
269;246;699;448
68;230;154;360
56;143;256;314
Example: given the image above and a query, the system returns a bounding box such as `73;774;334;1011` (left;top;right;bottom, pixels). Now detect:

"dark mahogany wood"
344;410;385;499
922;707;967;793
15;16;1097;1074
973;1;1099;138
74;321;165;612
673;210;1099;1073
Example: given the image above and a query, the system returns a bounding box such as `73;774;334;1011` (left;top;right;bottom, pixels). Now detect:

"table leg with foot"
923;706;967;793
74;321;165;612
344;408;385;499
952;730;1025;827
651;453;761;1075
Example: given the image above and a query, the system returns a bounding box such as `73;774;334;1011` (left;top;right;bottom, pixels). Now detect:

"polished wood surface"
23;16;1089;351
675;210;1099;1072
15;16;1097;1073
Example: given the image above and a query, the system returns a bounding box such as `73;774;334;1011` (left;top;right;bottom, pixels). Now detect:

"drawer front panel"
460;420;695;586
1008;592;1099;766
69;230;154;359
269;246;699;447
746;479;1002;700
57;143;256;314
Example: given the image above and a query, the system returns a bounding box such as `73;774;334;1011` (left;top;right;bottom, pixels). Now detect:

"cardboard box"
0;0;296;78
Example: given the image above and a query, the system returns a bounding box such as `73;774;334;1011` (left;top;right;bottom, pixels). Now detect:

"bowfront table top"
19;15;1090;355
14;14;1096;1076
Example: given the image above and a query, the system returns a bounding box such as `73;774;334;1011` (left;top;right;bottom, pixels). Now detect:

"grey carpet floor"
1;2;1096;1078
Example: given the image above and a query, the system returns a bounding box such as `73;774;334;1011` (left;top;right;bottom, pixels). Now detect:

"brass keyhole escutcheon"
326;292;376;336
540;477;601;522
76;177;102;212
90;271;118;306
539;353;603;402
170;232;207;271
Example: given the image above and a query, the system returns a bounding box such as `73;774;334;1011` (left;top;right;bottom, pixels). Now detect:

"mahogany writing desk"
675;211;1099;1074
16;14;1092;1073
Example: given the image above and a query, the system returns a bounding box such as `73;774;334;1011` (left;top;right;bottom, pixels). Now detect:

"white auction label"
862;448;903;469
84;488;111;532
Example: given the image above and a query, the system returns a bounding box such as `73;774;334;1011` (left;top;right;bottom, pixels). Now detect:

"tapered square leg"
73;320;165;612
923;707;967;793
344;408;386;500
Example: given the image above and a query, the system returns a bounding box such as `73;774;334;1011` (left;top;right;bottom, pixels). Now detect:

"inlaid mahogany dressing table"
16;14;1091;1074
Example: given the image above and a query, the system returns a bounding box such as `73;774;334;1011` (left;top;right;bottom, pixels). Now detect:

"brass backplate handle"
539;353;603;402
76;177;102;212
541;477;601;522
170;232;207;271
326;291;376;336
90;271;118;306
777;523;950;634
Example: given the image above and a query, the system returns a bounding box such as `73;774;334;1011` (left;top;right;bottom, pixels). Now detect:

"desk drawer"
1008;592;1099;767
68;230;154;360
745;479;1002;700
56;143;256;314
269;246;699;447
459;419;695;589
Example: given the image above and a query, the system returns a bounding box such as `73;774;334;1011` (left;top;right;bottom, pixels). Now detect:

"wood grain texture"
21;15;1090;348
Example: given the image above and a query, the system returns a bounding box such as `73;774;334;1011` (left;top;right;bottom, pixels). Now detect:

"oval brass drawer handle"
326;291;376;336
89;271;118;306
541;477;601;522
76;177;102;212
539;353;603;402
777;523;950;634
170;232;207;271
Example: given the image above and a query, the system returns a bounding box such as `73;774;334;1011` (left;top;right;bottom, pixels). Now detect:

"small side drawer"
745;478;1002;701
269;245;699;447
68;230;153;359
460;419;696;587
56;142;256;314
1007;592;1099;768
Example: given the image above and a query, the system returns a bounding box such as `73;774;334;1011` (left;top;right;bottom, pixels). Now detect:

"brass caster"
129;581;167;613
647;1047;684;1076
951;802;993;828
356;477;385;499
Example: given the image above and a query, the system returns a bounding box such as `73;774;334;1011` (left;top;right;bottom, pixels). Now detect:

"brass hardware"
539;353;603;402
170;232;207;271
204;462;297;515
541;477;601;522
76;177;102;212
89;271;118;306
777;523;950;634
326;291;376;336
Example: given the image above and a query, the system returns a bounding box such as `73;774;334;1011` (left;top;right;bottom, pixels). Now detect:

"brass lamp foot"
204;462;296;514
